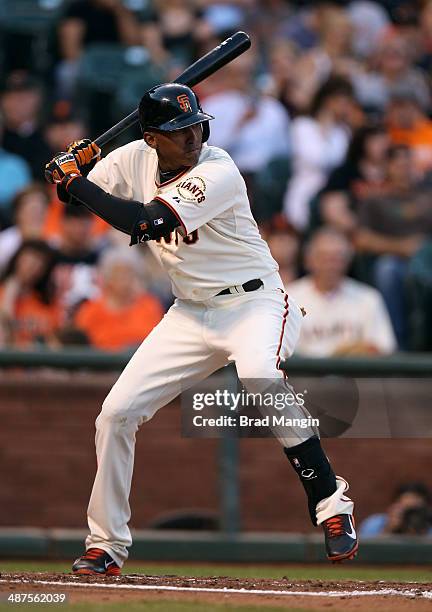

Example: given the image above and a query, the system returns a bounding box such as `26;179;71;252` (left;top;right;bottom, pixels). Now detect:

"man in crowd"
288;227;396;356
355;145;432;348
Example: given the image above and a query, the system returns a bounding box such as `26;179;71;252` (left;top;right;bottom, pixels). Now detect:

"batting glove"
45;152;81;186
67;138;101;174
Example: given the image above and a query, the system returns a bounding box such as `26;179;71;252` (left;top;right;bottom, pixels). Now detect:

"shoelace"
324;516;346;538
82;548;107;560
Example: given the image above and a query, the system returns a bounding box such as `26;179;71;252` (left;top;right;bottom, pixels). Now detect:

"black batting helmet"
139;83;214;142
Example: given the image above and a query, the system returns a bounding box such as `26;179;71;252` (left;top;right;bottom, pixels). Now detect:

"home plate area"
1;573;432;610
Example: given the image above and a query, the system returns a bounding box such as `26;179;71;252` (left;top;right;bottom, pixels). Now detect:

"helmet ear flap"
202;121;210;142
196;95;210;142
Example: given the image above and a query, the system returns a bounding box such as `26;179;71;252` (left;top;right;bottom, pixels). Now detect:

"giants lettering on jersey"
156;229;199;245
176;177;206;204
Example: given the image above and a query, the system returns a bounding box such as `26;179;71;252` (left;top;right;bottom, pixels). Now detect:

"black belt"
217;278;264;296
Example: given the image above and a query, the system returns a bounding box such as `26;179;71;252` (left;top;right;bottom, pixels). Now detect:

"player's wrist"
62;173;82;191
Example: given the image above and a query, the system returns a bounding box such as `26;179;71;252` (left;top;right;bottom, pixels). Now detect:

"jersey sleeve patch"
154;196;187;236
175;176;206;204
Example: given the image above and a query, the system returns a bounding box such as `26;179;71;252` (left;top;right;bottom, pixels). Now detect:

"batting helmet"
139;83;214;142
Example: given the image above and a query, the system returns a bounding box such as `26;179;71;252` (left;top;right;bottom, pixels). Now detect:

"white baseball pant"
84;272;352;565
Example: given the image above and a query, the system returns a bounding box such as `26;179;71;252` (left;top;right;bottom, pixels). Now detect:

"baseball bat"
94;31;251;148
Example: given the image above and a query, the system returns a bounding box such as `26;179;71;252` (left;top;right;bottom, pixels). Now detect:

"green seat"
113;62;167;117
0;0;64;34
78;43;165;97
77;44;134;94
0;0;65;74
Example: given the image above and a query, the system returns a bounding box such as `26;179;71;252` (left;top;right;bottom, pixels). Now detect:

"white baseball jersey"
87;140;278;300
287;276;397;356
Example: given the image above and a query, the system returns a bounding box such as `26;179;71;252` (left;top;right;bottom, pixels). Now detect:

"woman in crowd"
317;125;390;234
0;240;61;347
74;248;164;351
283;77;354;231
0;183;49;274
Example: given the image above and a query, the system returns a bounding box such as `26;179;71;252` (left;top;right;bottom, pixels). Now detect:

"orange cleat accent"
72;548;121;576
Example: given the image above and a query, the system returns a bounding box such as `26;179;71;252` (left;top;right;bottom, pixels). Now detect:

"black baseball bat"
94;31;251;148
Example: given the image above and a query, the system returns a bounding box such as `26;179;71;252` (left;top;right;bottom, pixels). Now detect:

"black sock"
284;436;336;526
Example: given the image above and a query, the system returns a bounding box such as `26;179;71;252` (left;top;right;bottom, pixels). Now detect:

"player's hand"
67;138;101;174
45;152;81;185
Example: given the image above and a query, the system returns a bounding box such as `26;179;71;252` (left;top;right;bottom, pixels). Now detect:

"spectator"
292;6;358;113
260;39;300;116
0;240;61;347
0;113;31;226
44;187;110;247
51;204;102;312
418;0;432;72
265;216;300;287
280;0;338;52
0;72;52;181
0;184;49;274
288;227;396;356
355;145;432;348
347;1;390;59
137;245;174;311
283;77;354;231
43;102;110;244
360;482;432;536
352;31;431;113
153;0;202;64
386;94;432;179
74;248;163;350
44;102;87;155
318;125;390;234
204;52;291;198
56;0;140;99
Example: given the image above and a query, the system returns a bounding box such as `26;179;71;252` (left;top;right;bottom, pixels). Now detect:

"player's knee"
98;389;157;429
101;389;127;419
98;392;136;427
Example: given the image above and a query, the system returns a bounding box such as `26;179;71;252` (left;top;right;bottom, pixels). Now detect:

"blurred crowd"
1;0;432;353
360;481;432;536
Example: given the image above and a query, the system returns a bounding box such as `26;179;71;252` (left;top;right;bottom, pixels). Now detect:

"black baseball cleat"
72;548;121;576
322;514;359;563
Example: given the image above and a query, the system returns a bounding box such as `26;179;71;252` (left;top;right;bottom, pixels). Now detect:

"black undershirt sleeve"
65;176;179;244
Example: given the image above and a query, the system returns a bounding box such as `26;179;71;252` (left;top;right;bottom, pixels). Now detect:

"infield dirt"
1;572;432;610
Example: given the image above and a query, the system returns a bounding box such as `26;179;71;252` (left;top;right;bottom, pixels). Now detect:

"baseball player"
45;83;358;575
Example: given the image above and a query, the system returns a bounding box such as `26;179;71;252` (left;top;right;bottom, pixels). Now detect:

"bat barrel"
93;31;251;148
174;31;251;88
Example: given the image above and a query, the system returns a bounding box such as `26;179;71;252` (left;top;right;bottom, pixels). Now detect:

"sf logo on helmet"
177;94;192;113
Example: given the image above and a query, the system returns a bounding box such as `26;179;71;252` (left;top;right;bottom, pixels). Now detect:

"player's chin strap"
63;176;179;243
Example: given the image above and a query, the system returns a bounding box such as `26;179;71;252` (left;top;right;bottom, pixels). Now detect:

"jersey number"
157;229;199;245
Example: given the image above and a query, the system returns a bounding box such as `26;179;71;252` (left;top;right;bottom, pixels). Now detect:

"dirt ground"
1;572;432;610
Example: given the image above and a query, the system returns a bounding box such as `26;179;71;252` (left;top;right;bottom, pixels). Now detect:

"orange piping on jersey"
154;166;192;188
153;196;188;236
276;293;290;370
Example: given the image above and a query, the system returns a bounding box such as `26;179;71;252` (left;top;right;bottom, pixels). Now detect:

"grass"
1;560;431;582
